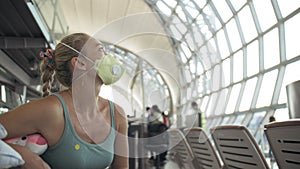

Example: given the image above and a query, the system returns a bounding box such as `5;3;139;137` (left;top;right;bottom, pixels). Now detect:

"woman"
0;33;128;169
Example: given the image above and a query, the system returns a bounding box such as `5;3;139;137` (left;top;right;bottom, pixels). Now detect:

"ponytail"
39;49;55;97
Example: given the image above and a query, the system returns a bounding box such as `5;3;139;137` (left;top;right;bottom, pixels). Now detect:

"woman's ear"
71;57;86;70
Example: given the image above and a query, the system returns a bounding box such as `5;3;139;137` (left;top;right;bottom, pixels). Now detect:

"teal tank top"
41;93;116;169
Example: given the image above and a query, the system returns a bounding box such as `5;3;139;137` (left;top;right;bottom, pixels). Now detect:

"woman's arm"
110;104;129;169
0;96;61;139
0;96;62;169
8;143;51;169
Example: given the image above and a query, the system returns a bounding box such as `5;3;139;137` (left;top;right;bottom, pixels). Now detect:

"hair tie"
40;49;55;70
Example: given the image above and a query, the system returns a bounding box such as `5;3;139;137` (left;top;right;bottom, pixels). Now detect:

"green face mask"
59;42;125;85
94;54;125;85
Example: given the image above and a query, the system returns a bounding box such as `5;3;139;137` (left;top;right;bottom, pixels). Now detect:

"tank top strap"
108;101;116;130
51;93;71;124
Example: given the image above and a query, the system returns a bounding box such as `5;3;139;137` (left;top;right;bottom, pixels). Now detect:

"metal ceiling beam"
0;49;39;86
0;37;46;49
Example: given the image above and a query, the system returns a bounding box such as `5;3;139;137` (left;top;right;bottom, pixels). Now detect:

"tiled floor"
146;159;180;169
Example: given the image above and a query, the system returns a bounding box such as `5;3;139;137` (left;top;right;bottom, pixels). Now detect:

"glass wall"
146;0;300;141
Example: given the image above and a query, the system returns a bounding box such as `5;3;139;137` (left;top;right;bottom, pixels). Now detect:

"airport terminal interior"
0;0;300;169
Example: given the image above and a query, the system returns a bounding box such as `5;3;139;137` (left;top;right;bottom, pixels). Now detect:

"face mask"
59;42;125;85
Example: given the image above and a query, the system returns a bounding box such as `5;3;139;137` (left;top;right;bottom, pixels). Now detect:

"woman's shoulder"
98;97;127;130
25;94;64;120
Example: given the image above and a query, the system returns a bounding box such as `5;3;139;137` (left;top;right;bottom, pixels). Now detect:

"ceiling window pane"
252;0;277;32
278;61;300;104
157;0;172;16
239;77;257;111
171;15;187;34
233;113;246;125
206;93;218;116
162;0;177;8
183;67;192;83
180;41;192;60
200;96;209;112
248;111;266;135
178;47;188;63
256;70;278;108
184;33;195;51
194;0;206;9
221;58;231;87
230;0;247;12
211;0;232;22
189;57;196;74
238;5;257;43
192;24;205;45
205;70;212;94
247;40;259;76
264;28;280;69
175;5;187;22
170;25;183;40
199;46;213;70
285;13;300;60
197;77;206;96
216;29;230;59
226;19;242;52
225;84;241;114
185;2;199;18
233;50;244;83
215;89;228;115
274;108;290;122
277;0;300;18
212;65;221;91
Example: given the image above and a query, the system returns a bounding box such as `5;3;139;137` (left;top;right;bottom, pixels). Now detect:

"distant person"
161;112;169;127
191;101;205;129
269;116;276;123
147;105;163;125
268;115;276;164
146;105;168;163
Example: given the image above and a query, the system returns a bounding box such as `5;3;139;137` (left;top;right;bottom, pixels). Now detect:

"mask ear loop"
59;42;95;63
59;42;96;81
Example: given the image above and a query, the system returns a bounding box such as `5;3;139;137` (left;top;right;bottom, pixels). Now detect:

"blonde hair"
40;33;90;97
